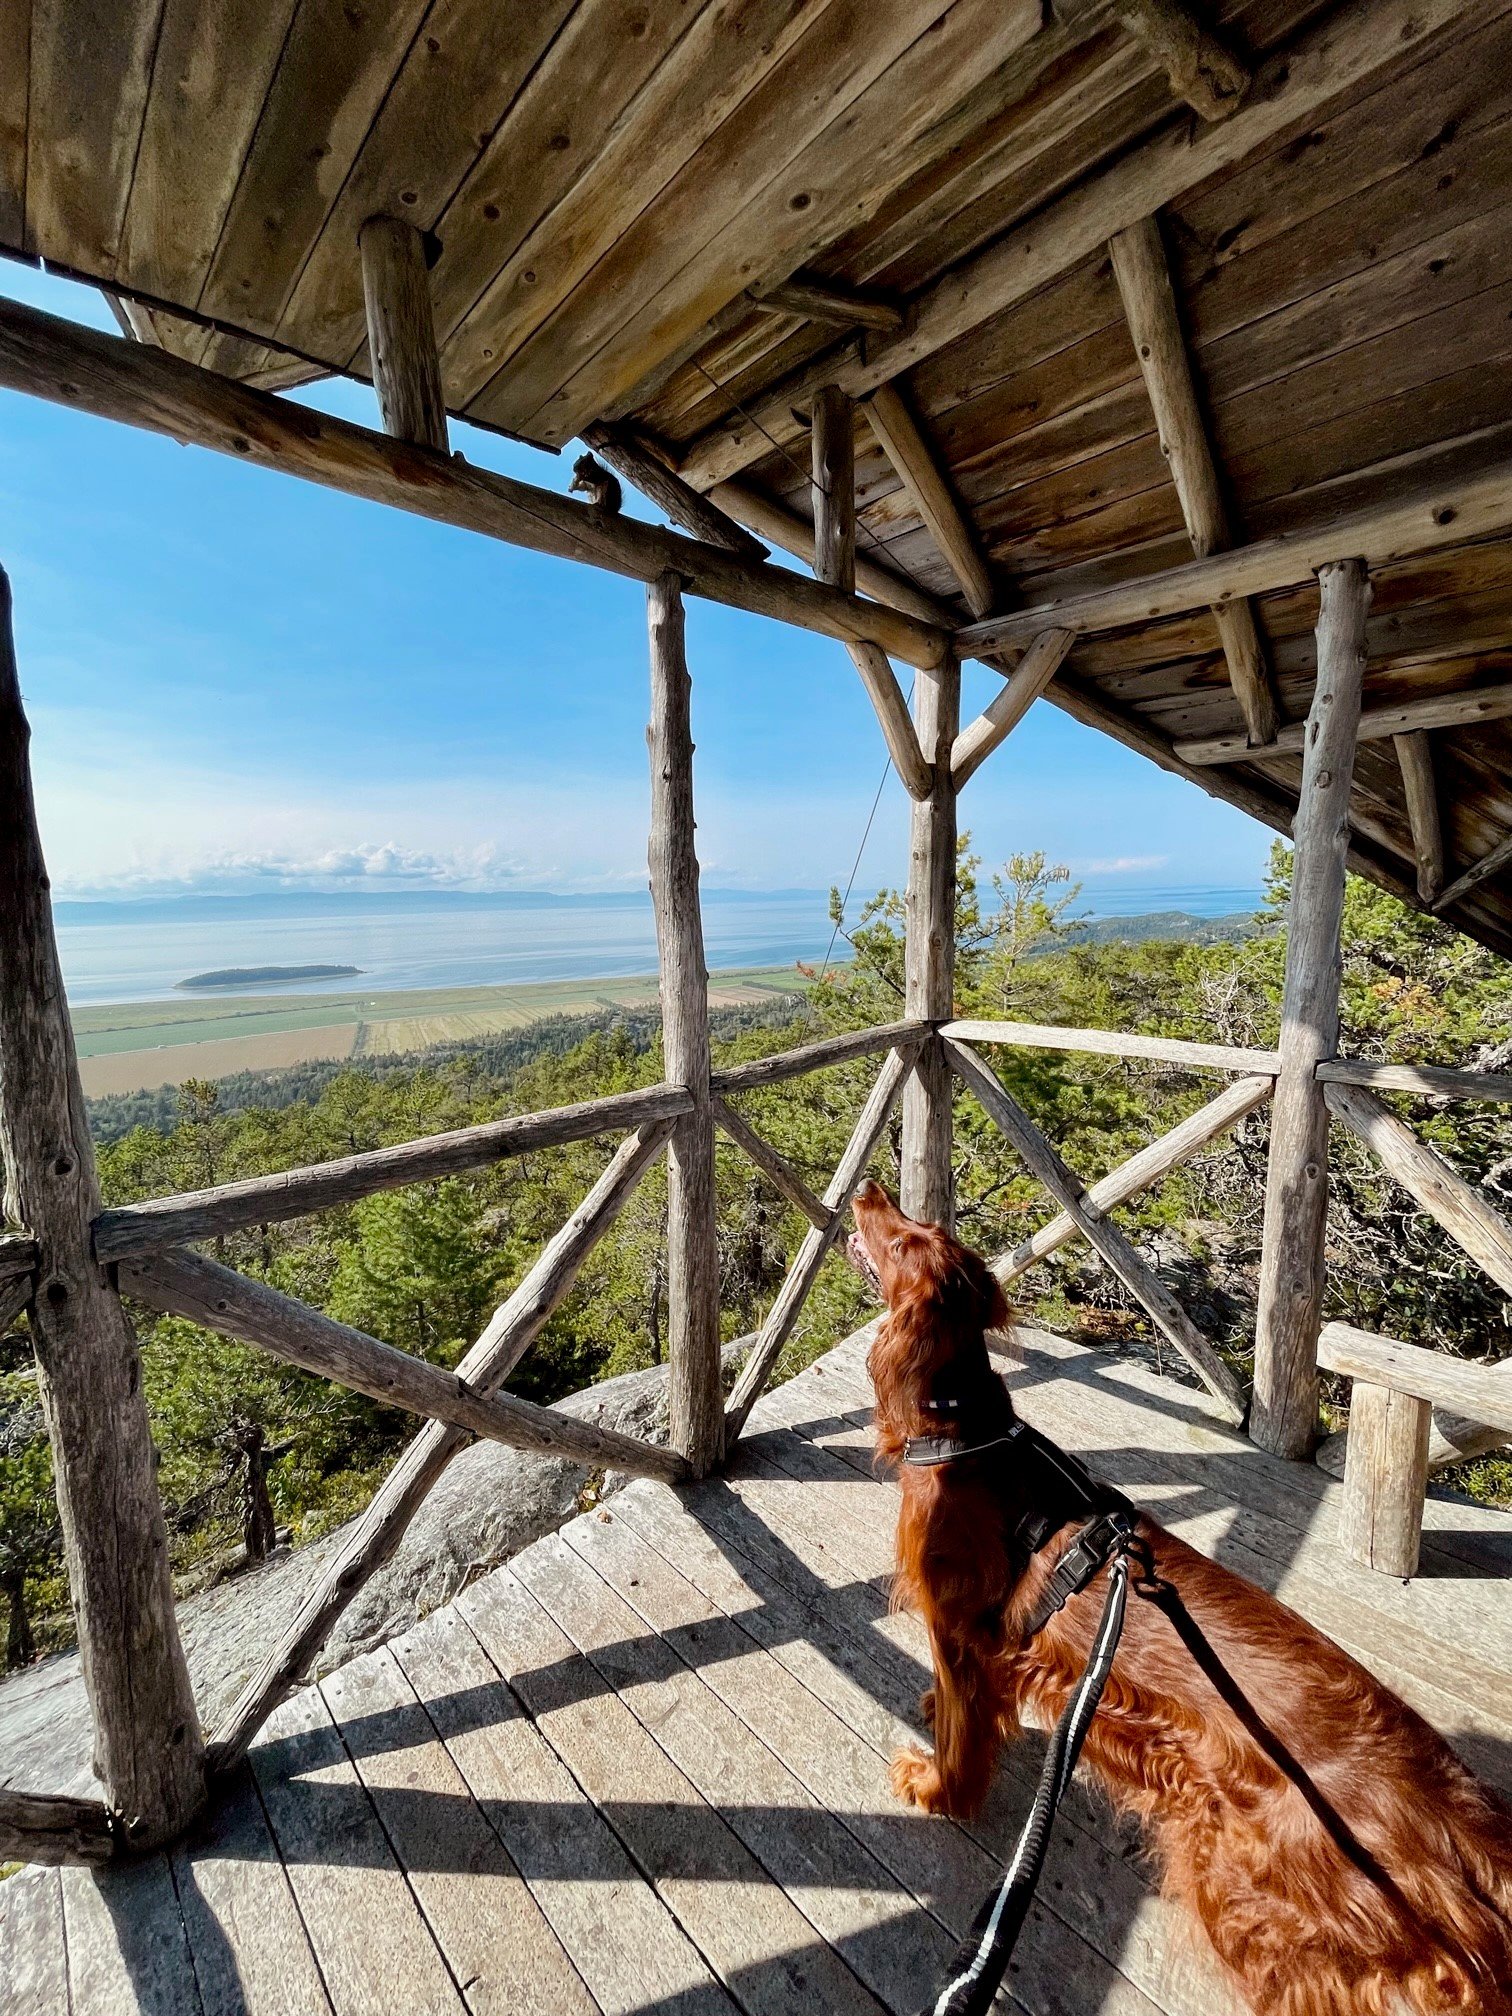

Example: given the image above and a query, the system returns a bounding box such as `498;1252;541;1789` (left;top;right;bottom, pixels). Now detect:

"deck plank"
0;1866;70;2016
5;1324;1508;2016
398;1599;731;2016
247;1686;465;2014
483;1544;911;2011
170;1764;333;2016
60;1855;200;2016
319;1643;597;2016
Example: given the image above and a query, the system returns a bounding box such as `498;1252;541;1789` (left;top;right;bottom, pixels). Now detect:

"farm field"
72;967;808;1096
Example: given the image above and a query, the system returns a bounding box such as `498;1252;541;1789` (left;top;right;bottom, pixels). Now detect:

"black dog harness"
901;1397;1147;2016
902;1408;1143;1641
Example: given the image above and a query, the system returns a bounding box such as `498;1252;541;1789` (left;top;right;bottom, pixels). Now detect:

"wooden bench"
1318;1322;1512;1577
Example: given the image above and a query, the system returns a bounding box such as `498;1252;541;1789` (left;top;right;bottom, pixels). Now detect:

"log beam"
951;629;1073;789
1324;1080;1512;1301
582;423;768;561
121;1248;692;1485
1176;679;1512;767
0;572;204;1851
0;1789;117;1868
1433;828;1512;916
647;573;723;1476
944;1036;1245;1419
960;452;1512;659
863;382;995;619
1393;731;1445;905
358;215;449;454
1106;0;1250;119
809;384;931;797
708;480;954;629
996;1074;1273;1283
902;657;960;1226
205;1120;673;1775
710;1020;929;1093
724;1045;913;1439
1252;559;1370;1458
677;0;1473;494
942;1018;1279;1075
712;1096;832;1233
0;295;947;670
94;1081;692;1259
1108;214;1277;744
1318;1321;1512;1437
754;275;906;333
1318;1058;1512;1102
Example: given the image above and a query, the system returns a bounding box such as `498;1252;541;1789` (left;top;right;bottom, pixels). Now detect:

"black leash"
913;1540;1137;2016
901;1410;1145;2016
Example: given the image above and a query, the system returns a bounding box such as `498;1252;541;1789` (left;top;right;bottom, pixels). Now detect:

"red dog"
850;1179;1512;2016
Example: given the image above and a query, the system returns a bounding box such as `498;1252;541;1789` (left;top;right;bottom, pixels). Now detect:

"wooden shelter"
2;0;1512;2005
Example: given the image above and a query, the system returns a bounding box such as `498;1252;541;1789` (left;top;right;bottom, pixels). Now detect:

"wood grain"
1177;678;1512;765
1393;729;1445;903
951;628;1073;788
0;1787;116;1867
96;1079;693;1258
1339;1379;1431;1577
648;573;723;1476
359;215;448;452
1252;559;1369;1457
122;1246;693;1484
0;294;948;669
945;1035;1246;1418
997;1073;1273;1282
0;568;204;1850
902;658;959;1224
1319;1322;1512;1437
206;1119;674;1775
942;1017;1280;1074
1324;1079;1512;1301
725;1045;912;1437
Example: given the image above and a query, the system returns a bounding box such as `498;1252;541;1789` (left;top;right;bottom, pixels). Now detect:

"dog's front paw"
891;1746;948;1814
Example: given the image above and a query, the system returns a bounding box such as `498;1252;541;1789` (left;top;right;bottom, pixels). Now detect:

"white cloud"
1075;854;1171;875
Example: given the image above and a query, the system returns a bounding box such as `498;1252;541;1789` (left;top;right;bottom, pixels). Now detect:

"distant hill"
1060;910;1259;949
177;964;363;989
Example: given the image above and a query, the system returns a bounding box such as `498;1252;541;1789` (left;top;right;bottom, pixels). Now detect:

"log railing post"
647;571;723;1474
902;653;960;1226
0;569;204;1848
1252;558;1370;1457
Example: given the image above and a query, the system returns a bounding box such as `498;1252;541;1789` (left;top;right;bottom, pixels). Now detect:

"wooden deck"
4;1323;1510;2016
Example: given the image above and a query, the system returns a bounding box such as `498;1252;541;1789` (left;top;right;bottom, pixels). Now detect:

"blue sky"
0;259;1272;909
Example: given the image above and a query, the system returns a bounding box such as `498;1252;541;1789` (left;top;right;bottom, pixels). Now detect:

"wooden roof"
5;0;1512;950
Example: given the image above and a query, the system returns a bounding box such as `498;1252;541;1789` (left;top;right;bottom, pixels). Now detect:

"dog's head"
849;1180;1007;1332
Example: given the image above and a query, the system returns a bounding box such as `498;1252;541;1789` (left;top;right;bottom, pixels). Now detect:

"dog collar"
902;1419;1027;1467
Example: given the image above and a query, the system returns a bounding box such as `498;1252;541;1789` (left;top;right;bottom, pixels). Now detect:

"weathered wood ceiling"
4;0;1512;955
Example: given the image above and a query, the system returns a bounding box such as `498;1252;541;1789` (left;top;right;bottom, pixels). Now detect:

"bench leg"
1341;1380;1431;1577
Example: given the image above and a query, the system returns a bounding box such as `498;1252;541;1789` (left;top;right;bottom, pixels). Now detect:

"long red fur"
851;1180;1512;2016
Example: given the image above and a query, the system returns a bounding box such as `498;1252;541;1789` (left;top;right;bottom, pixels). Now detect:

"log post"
810;386;857;592
1252;558;1370;1457
1340;1381;1431;1577
358;215;449;453
0;569;203;1848
902;654;960;1226
647;571;723;1474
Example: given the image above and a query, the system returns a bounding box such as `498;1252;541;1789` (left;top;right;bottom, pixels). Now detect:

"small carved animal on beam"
848;1179;1512;2016
569;452;622;514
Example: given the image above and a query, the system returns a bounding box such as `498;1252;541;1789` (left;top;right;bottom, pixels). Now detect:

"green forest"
4;840;1512;1669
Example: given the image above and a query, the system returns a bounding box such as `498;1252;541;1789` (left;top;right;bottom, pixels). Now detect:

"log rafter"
1108;213;1279;746
862;381;996;619
1176;679;1512;768
0;296;948;672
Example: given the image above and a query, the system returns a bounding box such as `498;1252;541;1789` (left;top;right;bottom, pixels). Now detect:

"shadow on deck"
4;1325;1510;2016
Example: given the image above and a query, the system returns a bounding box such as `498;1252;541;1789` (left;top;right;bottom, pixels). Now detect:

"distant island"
176;964;362;990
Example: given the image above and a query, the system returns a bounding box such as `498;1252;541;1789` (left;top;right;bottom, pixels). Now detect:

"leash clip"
1034;1507;1141;1624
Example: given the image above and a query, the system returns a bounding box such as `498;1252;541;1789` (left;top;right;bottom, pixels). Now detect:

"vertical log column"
0;570;203;1845
359;215;449;453
1252;559;1370;1456
902;653;960;1226
647;572;723;1474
